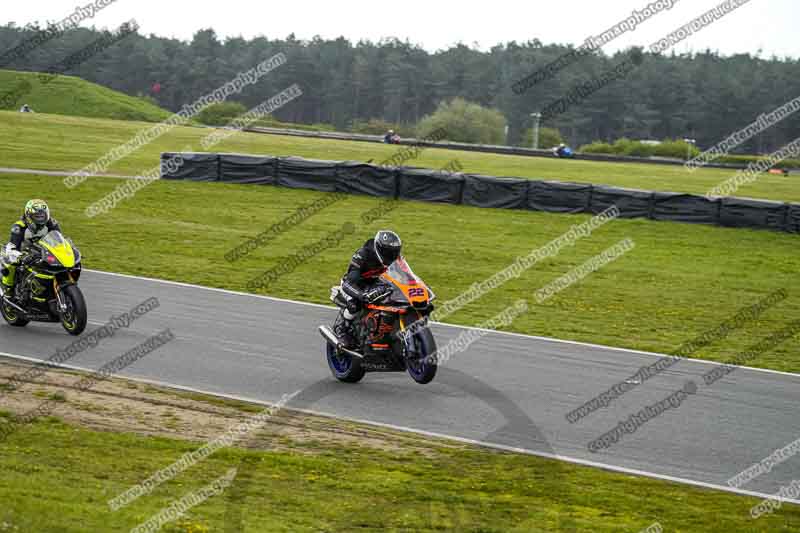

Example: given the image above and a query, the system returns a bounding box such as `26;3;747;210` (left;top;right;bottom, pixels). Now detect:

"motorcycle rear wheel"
326;342;366;383
1;296;29;327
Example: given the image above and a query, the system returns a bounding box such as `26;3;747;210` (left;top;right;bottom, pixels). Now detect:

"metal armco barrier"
242;126;791;171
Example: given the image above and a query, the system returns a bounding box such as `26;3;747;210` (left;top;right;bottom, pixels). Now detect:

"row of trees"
1;23;799;151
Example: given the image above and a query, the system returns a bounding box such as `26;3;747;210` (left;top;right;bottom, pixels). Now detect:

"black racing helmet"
374;230;402;266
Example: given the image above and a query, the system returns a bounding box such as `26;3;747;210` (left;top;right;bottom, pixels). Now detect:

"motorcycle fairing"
379;257;434;307
38;232;76;268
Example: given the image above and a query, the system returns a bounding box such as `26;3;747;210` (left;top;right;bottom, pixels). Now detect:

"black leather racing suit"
341;238;389;313
335;238;393;346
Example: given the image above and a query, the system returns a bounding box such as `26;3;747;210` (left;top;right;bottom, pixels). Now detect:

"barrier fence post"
647;192;656;220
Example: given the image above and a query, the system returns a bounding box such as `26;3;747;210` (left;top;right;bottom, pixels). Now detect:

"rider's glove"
2;244;21;264
364;286;389;303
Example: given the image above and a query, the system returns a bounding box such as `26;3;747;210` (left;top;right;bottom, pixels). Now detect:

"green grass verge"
0;70;172;122
2;405;798;532
1;111;798;202
1;174;798;373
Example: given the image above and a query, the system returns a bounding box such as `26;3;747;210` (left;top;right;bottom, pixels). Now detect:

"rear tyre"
326;342;366;383
60;285;87;336
406;327;438;385
1;295;29;328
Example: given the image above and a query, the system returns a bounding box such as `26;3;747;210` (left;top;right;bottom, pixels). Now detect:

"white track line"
0;349;798;506
0;167;135;180
85;268;800;379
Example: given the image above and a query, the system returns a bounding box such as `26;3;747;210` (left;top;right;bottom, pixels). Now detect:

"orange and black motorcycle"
319;257;438;384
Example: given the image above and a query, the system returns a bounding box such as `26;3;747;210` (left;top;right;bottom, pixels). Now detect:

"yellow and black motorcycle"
0;231;87;335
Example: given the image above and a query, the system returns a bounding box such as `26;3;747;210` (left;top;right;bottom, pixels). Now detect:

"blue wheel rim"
327;343;352;375
406;335;430;379
407;359;427;380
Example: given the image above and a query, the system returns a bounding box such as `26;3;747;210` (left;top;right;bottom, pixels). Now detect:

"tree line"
1;23;798;151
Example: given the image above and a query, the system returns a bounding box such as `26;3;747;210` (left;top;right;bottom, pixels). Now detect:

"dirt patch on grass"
0;358;465;457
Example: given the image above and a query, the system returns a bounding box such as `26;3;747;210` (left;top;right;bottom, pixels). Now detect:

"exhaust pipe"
318;325;364;359
0;285;25;314
318;325;339;346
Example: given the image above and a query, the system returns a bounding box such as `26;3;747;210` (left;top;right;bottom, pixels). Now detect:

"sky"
4;0;799;59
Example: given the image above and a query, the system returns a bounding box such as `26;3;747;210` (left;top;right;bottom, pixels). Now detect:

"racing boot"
335;310;357;349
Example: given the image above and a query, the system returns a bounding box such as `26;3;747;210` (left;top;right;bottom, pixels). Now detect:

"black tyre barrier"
161;152;800;235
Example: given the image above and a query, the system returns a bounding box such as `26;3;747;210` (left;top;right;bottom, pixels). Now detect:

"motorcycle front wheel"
60;285;87;336
405;326;438;385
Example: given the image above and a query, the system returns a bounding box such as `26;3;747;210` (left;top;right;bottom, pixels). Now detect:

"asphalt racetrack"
1;270;798;504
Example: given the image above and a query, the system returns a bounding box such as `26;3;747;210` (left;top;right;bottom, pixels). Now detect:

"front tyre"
1;296;29;328
60;285;87;336
326;343;365;383
406;327;438;385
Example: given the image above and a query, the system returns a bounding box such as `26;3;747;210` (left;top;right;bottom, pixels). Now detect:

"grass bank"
1;358;796;532
1;111;798;202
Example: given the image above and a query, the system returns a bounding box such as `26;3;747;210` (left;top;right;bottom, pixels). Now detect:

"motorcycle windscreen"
381;257;434;304
39;231;76;268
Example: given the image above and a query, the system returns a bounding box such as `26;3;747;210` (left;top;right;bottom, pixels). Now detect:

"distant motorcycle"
0;231;87;335
319;257;438;384
552;144;575;158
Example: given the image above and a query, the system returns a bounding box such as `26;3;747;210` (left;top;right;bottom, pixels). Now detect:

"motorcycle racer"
335;230;402;348
1;199;61;298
